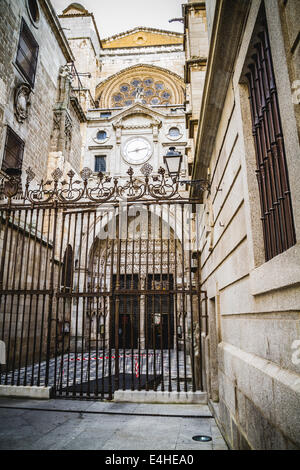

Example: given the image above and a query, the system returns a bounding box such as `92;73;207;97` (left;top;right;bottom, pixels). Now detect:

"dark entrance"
146;274;174;349
111;274;139;349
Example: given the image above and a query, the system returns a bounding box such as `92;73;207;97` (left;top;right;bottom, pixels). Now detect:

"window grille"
246;25;296;261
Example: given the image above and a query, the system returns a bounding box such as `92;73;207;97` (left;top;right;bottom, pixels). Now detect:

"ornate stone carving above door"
14;83;31;123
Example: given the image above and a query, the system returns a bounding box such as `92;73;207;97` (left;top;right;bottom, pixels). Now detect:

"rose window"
111;77;172;108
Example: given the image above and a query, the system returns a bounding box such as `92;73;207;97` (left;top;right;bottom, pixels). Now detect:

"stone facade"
1;0;298;449
0;0;85;183
0;0;86;372
58;4;188;182
186;0;300;450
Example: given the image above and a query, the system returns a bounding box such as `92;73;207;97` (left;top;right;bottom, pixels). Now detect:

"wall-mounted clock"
122;137;152;165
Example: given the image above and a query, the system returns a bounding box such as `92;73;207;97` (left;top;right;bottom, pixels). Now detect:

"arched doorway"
87;209;182;354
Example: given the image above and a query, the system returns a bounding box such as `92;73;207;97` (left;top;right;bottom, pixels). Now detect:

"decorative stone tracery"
96;65;184;108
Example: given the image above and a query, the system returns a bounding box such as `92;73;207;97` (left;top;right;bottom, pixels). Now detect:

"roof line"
101;26;183;43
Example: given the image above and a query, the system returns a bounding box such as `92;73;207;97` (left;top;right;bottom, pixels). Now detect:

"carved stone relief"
14;83;31;123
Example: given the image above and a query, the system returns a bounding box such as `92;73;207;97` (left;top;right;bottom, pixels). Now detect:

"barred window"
16;19;39;88
246;24;296;261
1;127;25;173
94;155;106;173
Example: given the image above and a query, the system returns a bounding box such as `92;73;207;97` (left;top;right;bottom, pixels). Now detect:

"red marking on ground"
135;358;139;378
69;353;154;362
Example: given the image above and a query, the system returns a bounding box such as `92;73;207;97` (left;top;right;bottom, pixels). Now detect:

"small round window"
169;127;180;137
27;0;40;25
97;130;107;141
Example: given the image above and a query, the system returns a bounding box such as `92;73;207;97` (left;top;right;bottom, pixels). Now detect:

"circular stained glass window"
97;130;107;141
169;127;180;137
110;77;173;108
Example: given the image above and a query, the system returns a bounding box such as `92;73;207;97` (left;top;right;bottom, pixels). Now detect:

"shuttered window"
16;19;39;88
246;25;296;261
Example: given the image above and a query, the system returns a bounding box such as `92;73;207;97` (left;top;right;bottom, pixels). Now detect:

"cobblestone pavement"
0;397;228;450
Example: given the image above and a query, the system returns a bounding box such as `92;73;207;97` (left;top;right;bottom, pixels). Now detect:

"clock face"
122;137;152;165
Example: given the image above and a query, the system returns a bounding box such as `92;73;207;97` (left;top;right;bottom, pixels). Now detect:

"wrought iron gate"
0;166;208;399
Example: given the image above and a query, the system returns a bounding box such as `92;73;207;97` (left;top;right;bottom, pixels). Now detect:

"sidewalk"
0;397;228;450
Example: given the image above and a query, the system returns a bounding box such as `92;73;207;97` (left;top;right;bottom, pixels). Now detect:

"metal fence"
0;165;207;399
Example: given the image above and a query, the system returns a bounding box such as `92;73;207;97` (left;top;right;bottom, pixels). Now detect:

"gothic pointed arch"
95;64;185;108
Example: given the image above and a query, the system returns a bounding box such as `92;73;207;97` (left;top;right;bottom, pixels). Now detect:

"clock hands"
128;146;148;153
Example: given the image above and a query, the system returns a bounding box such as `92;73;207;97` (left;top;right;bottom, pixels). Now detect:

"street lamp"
163;147;182;177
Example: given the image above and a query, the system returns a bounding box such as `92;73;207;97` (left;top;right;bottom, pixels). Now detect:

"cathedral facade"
0;0;299;451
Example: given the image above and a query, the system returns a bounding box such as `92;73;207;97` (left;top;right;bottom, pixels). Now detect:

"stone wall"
0;0;82;182
193;0;300;450
100;47;185;84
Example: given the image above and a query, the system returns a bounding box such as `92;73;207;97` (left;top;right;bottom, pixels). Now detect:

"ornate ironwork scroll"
0;165;204;206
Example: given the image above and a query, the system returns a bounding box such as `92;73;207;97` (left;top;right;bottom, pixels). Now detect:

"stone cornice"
100;44;184;53
88;145;113;150
70;96;87;123
184;58;207;83
191;0;251;200
110;103;167;123
162;142;187;147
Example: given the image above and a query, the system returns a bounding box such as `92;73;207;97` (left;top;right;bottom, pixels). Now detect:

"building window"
61;245;73;290
97;130;107;141
27;0;40;25
94;155;106;173
169;127;180;137
100;112;111;118
1;127;25;173
16;19;39;88
246;24;296;261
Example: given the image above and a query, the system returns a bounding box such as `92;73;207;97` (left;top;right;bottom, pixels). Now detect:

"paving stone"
0;399;227;450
